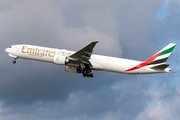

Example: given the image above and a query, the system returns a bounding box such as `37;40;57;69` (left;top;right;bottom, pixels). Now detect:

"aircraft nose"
5;48;10;53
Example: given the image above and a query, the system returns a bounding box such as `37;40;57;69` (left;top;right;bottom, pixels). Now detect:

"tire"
90;74;93;78
12;60;16;64
83;73;86;77
77;69;81;73
83;69;87;74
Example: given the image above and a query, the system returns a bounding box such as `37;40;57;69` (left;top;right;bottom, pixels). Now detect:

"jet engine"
53;55;69;65
65;66;78;73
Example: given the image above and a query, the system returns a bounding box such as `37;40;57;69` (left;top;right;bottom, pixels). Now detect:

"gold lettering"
48;51;53;57
56;56;59;61
27;48;35;54
38;49;42;55
22;46;27;53
61;52;65;55
45;50;49;56
35;48;38;55
66;52;71;55
40;50;45;56
52;51;56;57
22;47;57;57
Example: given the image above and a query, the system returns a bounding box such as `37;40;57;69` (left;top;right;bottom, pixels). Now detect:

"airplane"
5;41;176;78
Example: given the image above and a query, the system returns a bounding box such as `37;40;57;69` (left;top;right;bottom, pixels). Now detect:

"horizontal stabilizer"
151;64;169;70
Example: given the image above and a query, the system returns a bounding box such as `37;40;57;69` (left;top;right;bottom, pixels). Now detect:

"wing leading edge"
68;41;99;66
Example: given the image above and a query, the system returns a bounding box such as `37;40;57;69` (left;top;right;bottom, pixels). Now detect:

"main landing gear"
12;58;18;64
83;69;93;78
77;64;93;78
78;68;93;78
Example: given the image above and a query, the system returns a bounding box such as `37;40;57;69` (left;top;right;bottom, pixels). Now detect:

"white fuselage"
5;44;171;74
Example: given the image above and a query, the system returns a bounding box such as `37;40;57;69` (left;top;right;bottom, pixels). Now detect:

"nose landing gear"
12;58;18;64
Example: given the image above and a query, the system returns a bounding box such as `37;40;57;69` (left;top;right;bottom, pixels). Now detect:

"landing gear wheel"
12;60;16;64
12;57;18;64
83;68;87;74
90;74;93;78
79;64;93;78
82;73;93;78
83;73;86;77
77;68;81;73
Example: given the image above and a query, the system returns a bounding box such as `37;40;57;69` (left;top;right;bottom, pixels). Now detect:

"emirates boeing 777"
5;41;176;78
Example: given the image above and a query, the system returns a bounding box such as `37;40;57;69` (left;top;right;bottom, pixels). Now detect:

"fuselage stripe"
149;57;168;65
126;51;162;71
158;46;175;56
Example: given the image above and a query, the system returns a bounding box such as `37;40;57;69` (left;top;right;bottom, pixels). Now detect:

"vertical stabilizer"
149;43;176;65
126;43;176;71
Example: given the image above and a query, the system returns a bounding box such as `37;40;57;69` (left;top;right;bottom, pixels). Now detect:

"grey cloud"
0;75;151;120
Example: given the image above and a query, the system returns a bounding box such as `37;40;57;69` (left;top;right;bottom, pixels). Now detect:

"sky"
0;0;180;120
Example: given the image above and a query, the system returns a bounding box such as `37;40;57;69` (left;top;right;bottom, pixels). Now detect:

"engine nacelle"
53;55;68;65
65;66;78;73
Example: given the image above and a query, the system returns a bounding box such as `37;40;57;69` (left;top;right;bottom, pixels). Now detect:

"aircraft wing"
68;41;99;66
